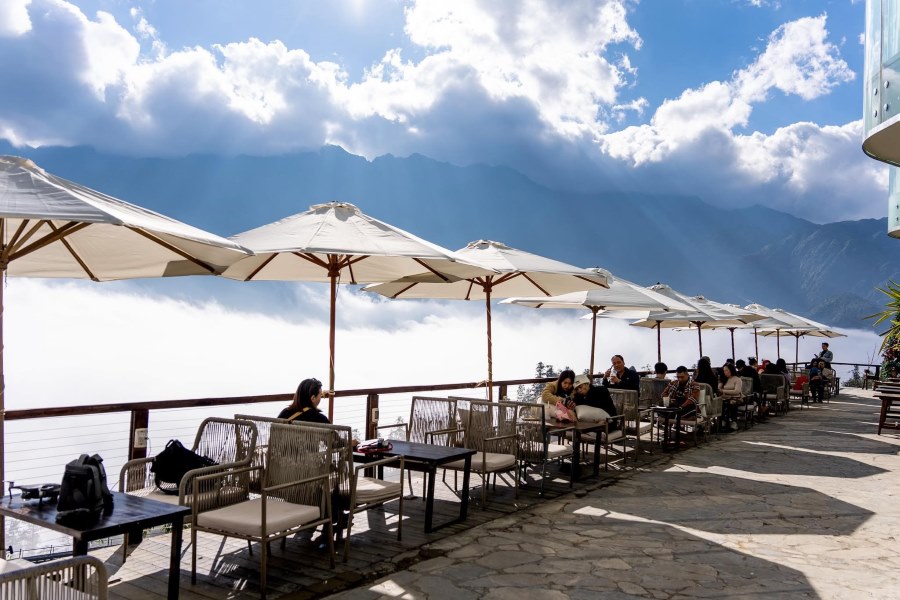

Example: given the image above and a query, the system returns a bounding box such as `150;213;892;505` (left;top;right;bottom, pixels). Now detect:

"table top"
0;491;190;541
354;440;476;465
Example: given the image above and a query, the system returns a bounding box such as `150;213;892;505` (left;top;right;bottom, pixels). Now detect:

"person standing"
818;343;833;366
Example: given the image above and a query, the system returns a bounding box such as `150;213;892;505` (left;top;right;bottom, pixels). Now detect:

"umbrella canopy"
630;284;763;359
756;309;846;364
364;240;610;398
501;274;690;374
223;202;495;409
0;155;251;548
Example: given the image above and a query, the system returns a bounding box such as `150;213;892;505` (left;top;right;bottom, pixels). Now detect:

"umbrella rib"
126;227;218;274
244;253;279;281
8;222;90;262
575;274;606;287
47;222;99;281
390;282;418;299
464;279;476;301
411;257;451;282
520;272;550;296
293;252;330;270
4;219;31;259
493;272;521;286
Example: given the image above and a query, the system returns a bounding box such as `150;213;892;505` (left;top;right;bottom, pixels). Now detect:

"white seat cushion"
197;499;320;538
546;443;573;459
444;452;516;472
355;477;402;505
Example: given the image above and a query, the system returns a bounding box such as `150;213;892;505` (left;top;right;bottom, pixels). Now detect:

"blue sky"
0;0;884;221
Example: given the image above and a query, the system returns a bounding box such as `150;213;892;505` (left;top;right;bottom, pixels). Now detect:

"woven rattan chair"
736;377;756;429
119;417;257;559
514;402;573;494
444;398;520;507
376;396;459;497
234;414;290;493
300;422;404;562
190;423;335;599
760;374;788;415
0;556;108;600
639;377;668;408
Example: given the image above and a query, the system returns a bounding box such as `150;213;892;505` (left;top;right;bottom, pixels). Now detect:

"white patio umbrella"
364;240;610;399
501;273;690;375
756;309;845;364
223;202;495;412
0;155;251;547
630;285;763;360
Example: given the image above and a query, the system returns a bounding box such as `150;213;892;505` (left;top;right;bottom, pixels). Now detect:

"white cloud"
0;3;880;220
0;0;31;36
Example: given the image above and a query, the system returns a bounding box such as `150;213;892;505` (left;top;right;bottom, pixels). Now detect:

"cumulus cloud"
0;2;881;220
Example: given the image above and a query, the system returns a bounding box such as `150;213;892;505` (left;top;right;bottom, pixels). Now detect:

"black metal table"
0;491;190;600
355;440;476;533
546;420;605;484
652;406;681;451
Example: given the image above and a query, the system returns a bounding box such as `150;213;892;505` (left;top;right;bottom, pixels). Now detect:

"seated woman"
567;373;619;429
693;357;719;395
653;362;669;380
278;378;331;423
541;369;575;416
775;358;792;390
718;363;742;431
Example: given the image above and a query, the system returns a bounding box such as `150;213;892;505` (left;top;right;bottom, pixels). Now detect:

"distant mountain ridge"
1;140;896;329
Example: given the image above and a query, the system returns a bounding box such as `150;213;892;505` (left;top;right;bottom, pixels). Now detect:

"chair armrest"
424;427;463;445
353;455;404;474
120;457;155;492
376;423;407;435
178;459;252;502
190;466;258;513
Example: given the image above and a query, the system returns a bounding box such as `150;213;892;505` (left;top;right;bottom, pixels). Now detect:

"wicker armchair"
444;398;520;507
119;417;257;559
514;402;573;494
234;414;290;493
736;377;756;429
119;417;258;503
190;423;335;599
0;556;108;600
300;422;404;562
376;396;459;497
760;374;788;415
639;377;668;407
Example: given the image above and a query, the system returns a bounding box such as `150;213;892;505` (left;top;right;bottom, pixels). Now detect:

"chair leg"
260;538;267;600
342;511;353;563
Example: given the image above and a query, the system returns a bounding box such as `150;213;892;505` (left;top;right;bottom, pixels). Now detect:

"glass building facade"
863;0;900;237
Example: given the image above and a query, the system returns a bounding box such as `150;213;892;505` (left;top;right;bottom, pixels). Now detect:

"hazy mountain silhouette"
1;140;895;329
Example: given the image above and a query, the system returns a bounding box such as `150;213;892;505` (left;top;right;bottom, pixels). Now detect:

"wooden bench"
875;390;900;435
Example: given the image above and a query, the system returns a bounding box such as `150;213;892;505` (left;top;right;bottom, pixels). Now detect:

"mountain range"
1;140;896;329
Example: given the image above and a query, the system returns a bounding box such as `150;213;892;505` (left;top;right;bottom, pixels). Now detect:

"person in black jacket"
278;378;331;423
602;354;640;391
568;374;619;430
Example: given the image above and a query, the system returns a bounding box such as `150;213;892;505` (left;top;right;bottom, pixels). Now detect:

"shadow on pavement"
595;471;872;537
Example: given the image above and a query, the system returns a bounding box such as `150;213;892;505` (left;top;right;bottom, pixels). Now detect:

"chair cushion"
546;443;573;459
197;499;321;538
444;452;516;472
355;477;402;505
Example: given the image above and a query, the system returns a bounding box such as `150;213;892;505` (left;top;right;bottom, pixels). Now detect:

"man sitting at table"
603;355;640;391
662;366;700;415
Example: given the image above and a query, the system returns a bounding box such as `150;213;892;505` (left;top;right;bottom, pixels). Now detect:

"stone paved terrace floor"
325;387;900;600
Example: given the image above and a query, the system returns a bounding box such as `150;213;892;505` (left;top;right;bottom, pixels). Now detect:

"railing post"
128;409;149;461
365;393;379;440
498;384;508;400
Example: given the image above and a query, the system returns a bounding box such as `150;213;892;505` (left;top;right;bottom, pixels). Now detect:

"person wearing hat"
569;373;619;429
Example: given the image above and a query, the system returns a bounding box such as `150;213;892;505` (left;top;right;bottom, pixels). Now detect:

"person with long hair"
542;369;576;420
718;363;743;431
278;378;331;423
693;357;719;395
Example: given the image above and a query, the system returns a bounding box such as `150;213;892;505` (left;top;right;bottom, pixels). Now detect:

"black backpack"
56;454;113;525
151;439;217;495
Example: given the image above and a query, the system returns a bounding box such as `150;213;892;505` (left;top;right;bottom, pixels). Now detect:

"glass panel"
866;0;883;131
889;167;900;237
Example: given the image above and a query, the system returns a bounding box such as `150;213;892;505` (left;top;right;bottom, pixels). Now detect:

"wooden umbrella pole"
589;307;599;377
0;265;5;552
328;269;337;421
656;321;662;363
754;327;759;360
729;328;736;362
694;321;704;357
776;329;781;359
795;334;800;366
485;287;493;401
